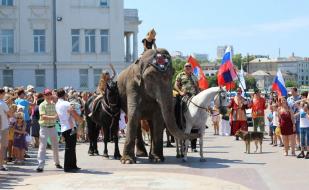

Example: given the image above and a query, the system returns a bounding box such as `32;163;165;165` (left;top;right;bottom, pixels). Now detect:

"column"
133;32;138;61
125;33;131;62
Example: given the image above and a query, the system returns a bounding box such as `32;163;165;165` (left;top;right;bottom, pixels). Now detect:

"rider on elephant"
142;28;157;52
174;62;200;152
88;64;116;117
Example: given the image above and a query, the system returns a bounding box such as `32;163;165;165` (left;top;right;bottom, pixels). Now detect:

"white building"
217;45;233;59
192;53;209;62
0;0;140;91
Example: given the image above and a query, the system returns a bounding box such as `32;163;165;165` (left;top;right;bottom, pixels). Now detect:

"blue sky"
124;0;309;59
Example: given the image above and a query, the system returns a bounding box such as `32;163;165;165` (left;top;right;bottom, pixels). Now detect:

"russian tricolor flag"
272;70;287;97
187;56;209;90
217;47;237;86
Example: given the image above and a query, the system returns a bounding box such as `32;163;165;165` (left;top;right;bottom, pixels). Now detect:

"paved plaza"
0;117;308;190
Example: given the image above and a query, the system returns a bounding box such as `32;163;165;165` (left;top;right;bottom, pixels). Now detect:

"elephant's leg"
135;121;148;157
149;115;165;163
121;95;140;164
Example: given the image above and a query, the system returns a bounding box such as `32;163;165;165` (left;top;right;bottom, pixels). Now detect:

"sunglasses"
17;117;23;120
185;65;192;68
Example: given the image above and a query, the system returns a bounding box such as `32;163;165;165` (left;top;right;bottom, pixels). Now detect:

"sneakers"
305;152;309;159
297;151;305;158
55;164;63;169
0;166;8;171
191;149;198;153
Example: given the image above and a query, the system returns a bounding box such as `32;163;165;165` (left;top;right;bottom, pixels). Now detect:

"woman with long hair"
278;97;296;156
142;28;157;52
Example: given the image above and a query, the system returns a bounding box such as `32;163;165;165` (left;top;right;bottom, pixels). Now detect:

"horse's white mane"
191;87;222;108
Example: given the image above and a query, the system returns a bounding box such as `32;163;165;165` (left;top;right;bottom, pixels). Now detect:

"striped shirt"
39;100;57;127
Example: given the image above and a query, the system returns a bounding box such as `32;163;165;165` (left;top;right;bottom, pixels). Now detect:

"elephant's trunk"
159;93;199;140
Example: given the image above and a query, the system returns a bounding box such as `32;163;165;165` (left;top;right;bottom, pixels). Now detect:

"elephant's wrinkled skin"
117;48;199;164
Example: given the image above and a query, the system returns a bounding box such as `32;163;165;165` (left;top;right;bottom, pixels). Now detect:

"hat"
184;62;191;67
26;85;34;92
102;70;110;74
43;88;52;95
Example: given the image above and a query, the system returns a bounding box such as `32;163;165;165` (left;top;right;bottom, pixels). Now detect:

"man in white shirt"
0;89;12;171
55;89;81;172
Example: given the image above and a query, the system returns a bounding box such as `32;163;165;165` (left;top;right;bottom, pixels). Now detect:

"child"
142;28;157;52
267;105;274;145
13;112;27;165
272;104;283;147
211;105;220;135
297;102;309;159
220;108;231;136
7;104;17;162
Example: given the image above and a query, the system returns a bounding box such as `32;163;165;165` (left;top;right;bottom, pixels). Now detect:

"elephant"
117;48;199;164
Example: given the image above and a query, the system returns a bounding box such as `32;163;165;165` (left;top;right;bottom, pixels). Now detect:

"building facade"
217;45;233;60
0;0;140;91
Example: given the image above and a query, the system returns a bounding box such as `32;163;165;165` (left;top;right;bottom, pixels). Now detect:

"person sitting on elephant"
142;28;157;52
174;62;200;152
88;64;116;117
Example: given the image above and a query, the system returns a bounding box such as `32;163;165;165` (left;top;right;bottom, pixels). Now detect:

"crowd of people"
209;86;309;158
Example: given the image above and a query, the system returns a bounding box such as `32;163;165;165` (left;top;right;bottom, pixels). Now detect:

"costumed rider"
142;28;157;52
174;62;200;152
89;64;116;117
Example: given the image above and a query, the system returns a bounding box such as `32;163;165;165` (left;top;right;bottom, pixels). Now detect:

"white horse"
176;87;228;162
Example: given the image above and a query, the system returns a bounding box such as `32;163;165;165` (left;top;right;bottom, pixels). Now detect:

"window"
33;29;45;53
100;30;109;53
3;69;13;87
94;69;102;87
35;69;45;87
99;0;108;7
79;69;88;88
1;0;13;6
85;29;95;53
0;30;14;54
71;29;80;53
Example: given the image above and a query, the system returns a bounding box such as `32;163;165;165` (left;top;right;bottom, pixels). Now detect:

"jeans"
300;128;309;147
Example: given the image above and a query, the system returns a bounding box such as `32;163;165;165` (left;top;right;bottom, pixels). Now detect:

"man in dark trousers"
55;89;81;172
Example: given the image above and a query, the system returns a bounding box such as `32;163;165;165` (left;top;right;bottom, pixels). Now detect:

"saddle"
175;94;192;130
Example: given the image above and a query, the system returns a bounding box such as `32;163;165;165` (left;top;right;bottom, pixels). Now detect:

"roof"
251;70;270;76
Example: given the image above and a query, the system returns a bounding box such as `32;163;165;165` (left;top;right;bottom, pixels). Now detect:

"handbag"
25;134;32;143
275;126;281;136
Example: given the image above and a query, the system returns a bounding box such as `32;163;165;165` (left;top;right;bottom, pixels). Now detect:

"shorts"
269;125;275;136
8;127;14;141
0;129;9;147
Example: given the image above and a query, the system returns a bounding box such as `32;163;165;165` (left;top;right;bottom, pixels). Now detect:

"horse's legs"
113;122;121;159
86;117;95;155
93;126;100;155
102;125;109;158
199;129;206;162
183;124;193;162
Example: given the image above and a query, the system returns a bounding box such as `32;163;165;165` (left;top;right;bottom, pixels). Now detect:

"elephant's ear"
134;50;157;86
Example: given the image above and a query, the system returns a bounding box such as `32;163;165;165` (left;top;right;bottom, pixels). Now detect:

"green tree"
172;59;186;85
207;75;218;87
232;54;243;69
245;76;257;90
285;80;297;87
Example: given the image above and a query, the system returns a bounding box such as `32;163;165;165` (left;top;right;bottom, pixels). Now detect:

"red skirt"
231;121;248;135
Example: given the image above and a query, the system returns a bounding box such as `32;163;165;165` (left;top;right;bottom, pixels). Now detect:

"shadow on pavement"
136;156;266;169
0;173;30;189
78;169;113;175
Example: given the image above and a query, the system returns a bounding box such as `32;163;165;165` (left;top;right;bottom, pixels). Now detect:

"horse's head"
214;87;228;115
104;81;120;113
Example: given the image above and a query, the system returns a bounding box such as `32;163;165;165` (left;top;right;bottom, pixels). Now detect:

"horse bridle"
187;89;226;113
